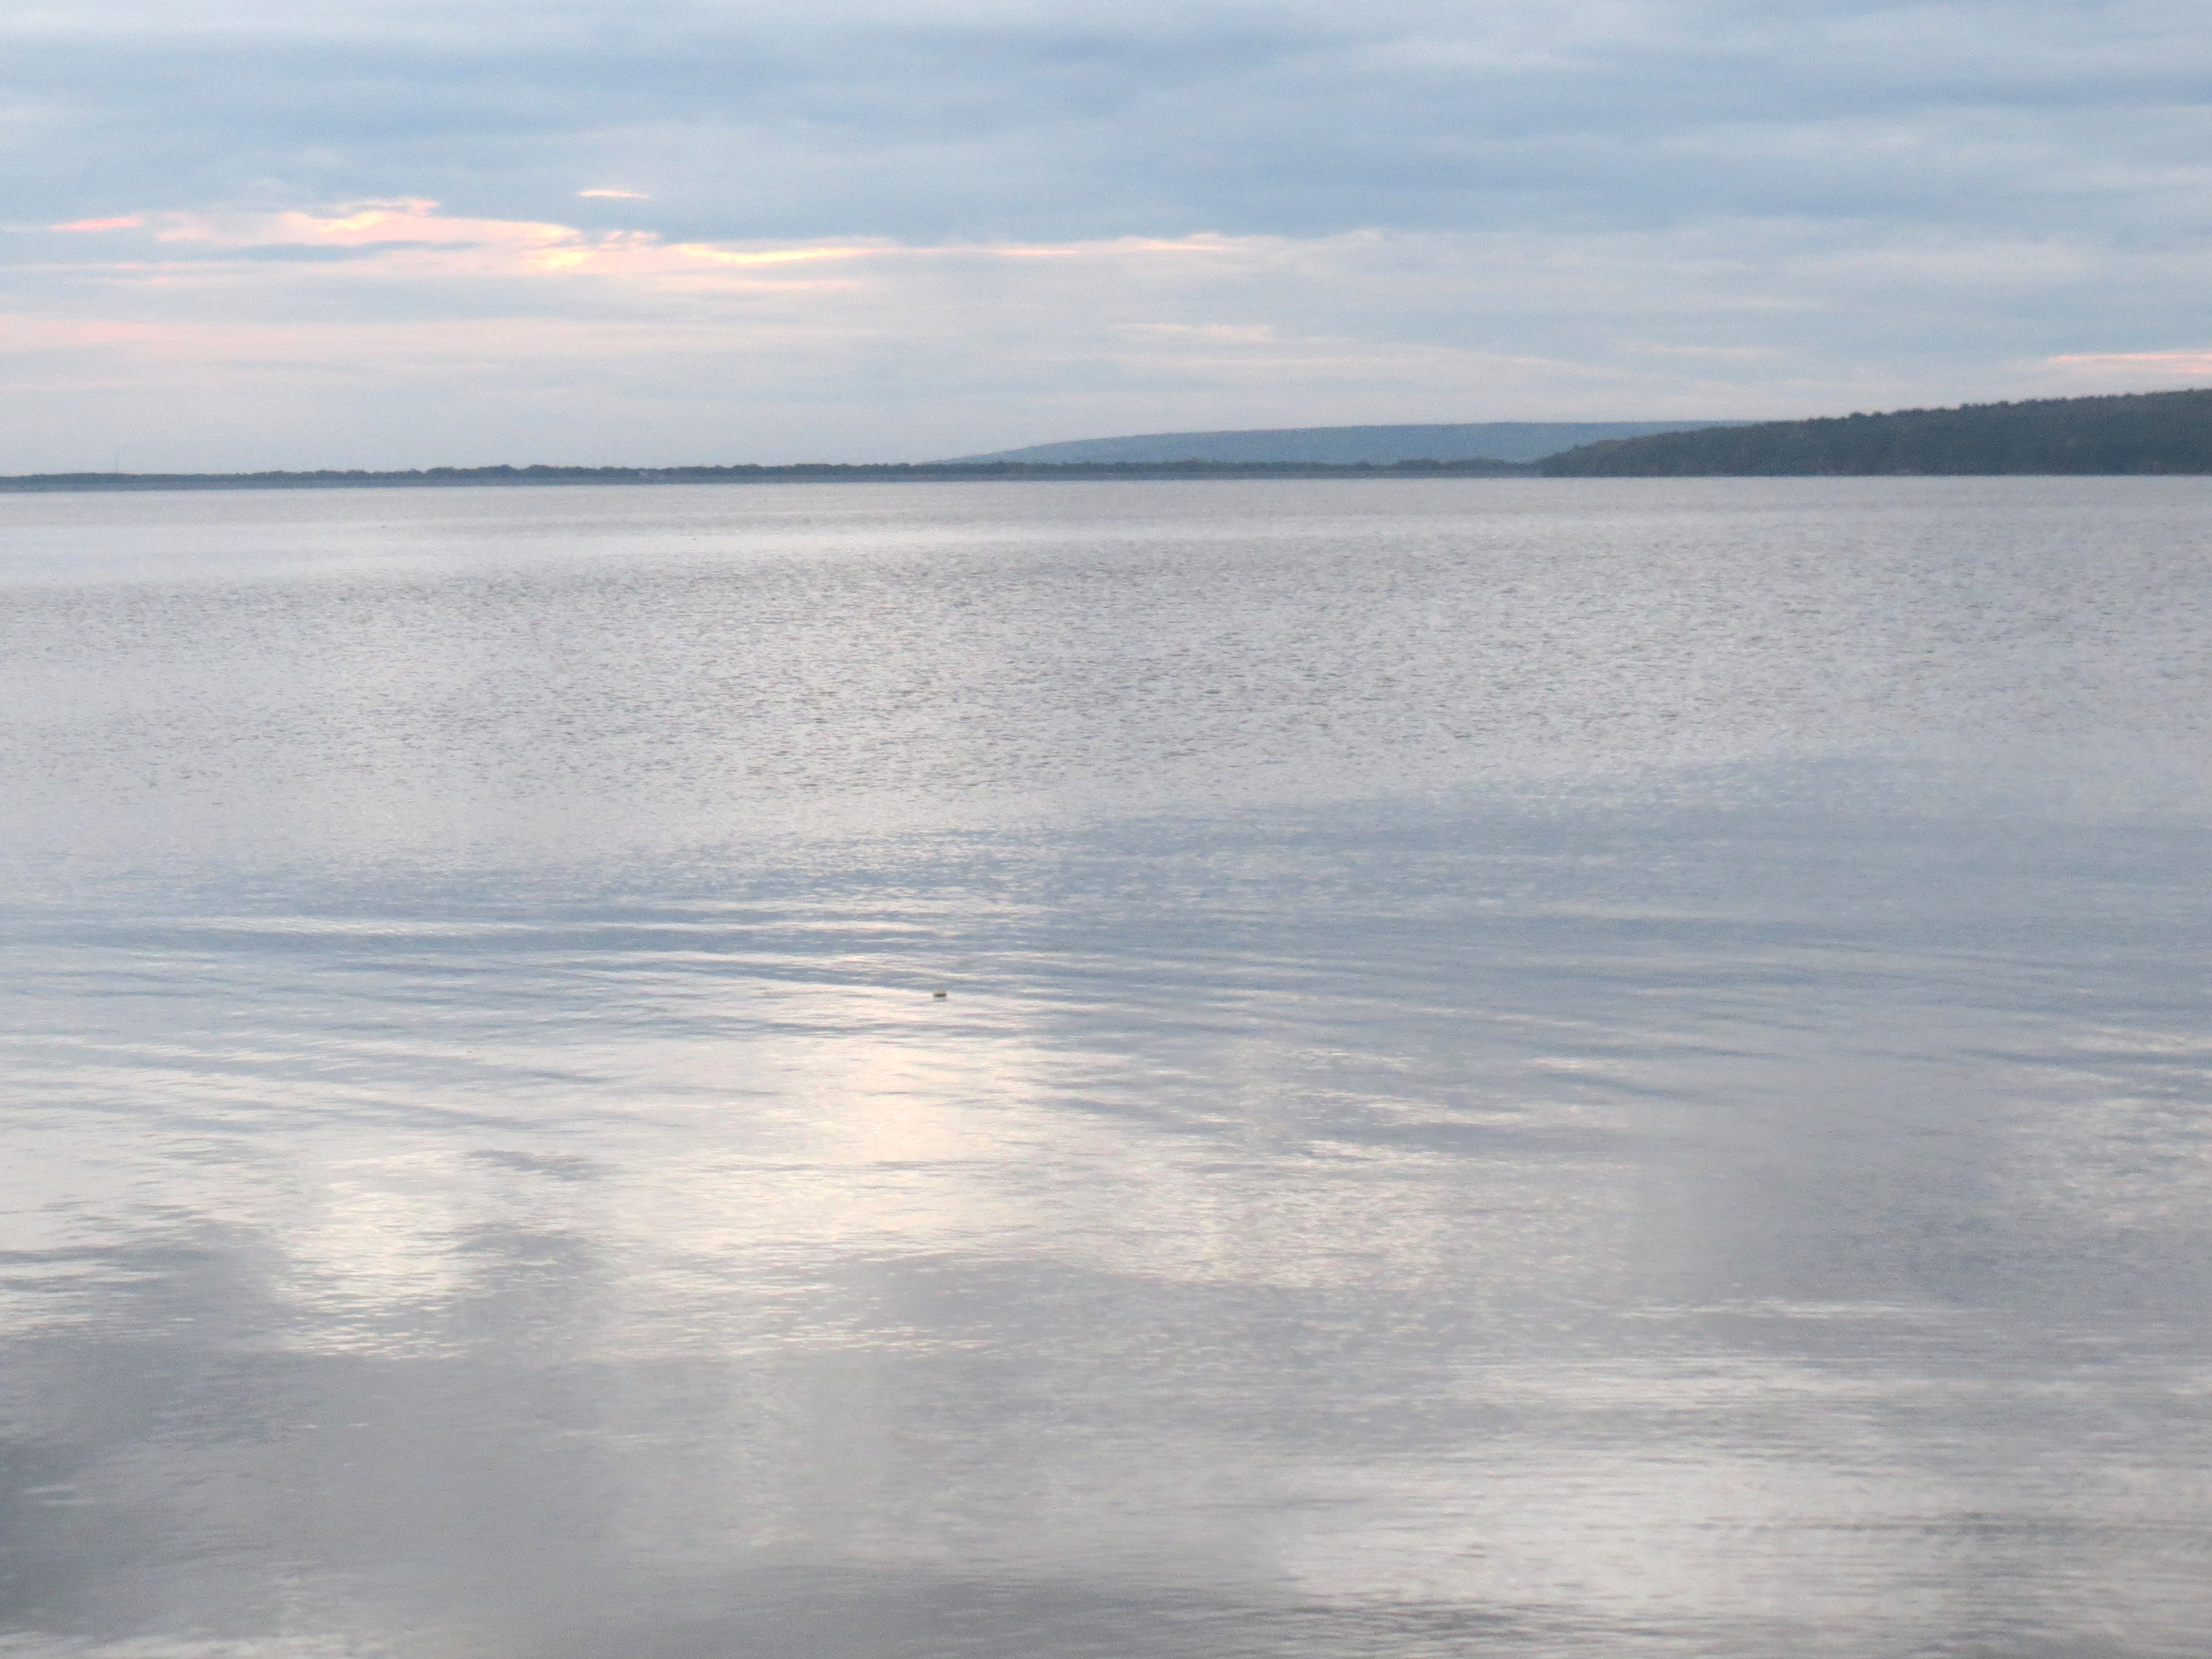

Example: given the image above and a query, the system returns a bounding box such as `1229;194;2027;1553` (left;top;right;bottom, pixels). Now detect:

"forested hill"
1539;389;2212;475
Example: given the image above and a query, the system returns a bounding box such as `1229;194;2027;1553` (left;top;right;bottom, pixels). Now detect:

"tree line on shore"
0;458;1527;492
1537;388;2212;475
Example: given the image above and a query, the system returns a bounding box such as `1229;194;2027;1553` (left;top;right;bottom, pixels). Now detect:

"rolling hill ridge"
951;421;1740;465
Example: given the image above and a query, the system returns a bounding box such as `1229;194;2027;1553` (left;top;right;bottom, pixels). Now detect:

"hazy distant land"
947;420;1738;465
7;392;2211;492
0;458;1530;494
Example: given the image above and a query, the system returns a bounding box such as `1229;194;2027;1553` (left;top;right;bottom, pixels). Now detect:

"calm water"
2;479;2208;1658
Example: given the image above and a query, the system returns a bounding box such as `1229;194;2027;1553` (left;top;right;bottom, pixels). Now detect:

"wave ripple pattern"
2;479;2208;1658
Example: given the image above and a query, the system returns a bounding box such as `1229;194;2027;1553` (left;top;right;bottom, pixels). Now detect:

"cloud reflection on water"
1;481;2207;1656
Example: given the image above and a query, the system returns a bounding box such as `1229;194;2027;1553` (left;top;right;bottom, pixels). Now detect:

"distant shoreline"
15;389;2212;490
0;459;1536;495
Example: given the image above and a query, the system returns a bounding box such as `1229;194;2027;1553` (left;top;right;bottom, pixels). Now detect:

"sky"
5;0;2211;469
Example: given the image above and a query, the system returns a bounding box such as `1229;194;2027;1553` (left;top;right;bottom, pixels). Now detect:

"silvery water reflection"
2;480;2208;1657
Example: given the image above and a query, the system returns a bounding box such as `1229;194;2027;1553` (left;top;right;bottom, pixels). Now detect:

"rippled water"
3;479;2208;1657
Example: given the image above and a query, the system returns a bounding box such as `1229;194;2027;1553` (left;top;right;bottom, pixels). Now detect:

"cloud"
9;193;2210;471
2051;350;2212;377
12;0;2211;242
4;1;2211;464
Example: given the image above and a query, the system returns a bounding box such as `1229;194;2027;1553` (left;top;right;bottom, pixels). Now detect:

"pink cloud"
102;200;1241;289
52;216;144;232
2050;350;2212;376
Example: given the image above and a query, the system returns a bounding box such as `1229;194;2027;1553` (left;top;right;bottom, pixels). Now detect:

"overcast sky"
5;0;2209;468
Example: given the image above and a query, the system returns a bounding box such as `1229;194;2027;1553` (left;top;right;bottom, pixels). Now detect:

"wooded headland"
1538;388;2212;475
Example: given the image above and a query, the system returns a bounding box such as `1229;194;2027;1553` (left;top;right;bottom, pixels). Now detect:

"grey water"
2;478;2208;1658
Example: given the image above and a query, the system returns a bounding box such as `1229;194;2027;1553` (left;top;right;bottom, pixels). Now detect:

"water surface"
3;480;2208;1657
